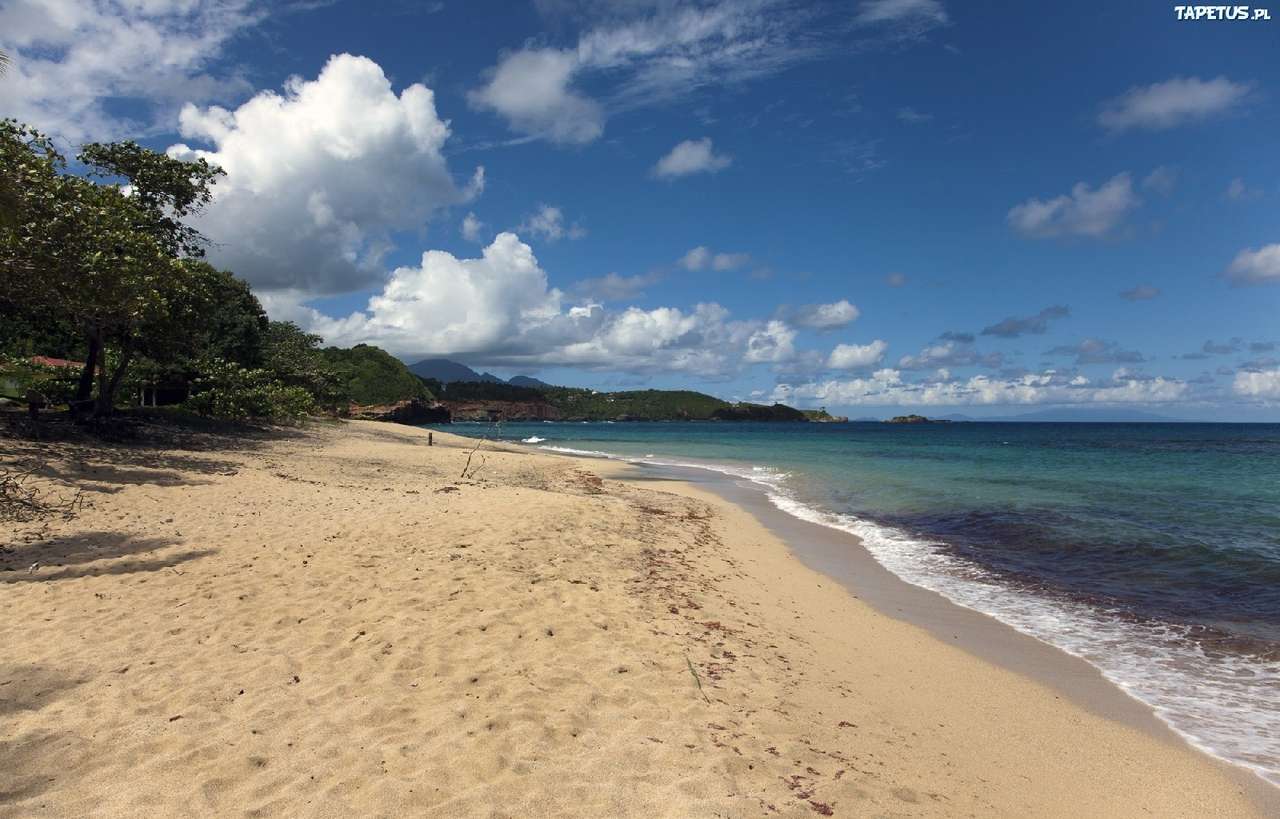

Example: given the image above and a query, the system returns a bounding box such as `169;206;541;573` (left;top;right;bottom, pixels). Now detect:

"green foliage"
183;358;316;422
439;381;543;402
322;344;430;405
261;322;348;408
0;355;79;404
539;387;731;421
0;118;429;425
0;120;225;415
710;403;806;422
78;140;224;258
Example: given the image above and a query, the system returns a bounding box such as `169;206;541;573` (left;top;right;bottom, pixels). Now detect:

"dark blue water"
436;420;1280;783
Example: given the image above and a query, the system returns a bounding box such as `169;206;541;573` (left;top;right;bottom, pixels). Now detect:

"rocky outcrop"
349;399;451;425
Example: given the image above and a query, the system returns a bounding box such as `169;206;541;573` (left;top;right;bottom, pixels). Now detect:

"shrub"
183;358;316;422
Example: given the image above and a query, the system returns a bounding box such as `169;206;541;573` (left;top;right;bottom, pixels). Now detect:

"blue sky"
2;0;1278;418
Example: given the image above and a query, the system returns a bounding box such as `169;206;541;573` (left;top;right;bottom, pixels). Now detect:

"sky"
2;0;1279;419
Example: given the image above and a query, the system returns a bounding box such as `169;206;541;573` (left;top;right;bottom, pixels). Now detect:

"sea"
435;419;1280;786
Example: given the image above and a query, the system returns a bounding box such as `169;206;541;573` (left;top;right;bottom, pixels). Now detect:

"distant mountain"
509;375;553;389
951;408;1187;423
407;358;503;384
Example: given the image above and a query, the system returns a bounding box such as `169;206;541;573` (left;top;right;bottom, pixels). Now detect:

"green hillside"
323;344;432;406
540;387;730;420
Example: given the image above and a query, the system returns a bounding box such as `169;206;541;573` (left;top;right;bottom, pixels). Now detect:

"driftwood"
0;462;85;523
458;419;504;480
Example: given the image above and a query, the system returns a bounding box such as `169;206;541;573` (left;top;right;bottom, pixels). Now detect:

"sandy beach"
1;420;1273;817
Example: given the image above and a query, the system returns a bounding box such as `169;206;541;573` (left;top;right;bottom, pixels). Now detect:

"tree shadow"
28;460;217;493
0;531;214;582
0;730;99;806
0;664;86;718
1;409;314;478
0;664;92;807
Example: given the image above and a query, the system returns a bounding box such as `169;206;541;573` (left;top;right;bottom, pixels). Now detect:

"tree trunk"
95;339;134;417
94;342;110;417
75;331;100;406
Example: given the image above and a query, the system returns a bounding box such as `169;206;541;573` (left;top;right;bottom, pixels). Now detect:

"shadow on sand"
0;531;214;582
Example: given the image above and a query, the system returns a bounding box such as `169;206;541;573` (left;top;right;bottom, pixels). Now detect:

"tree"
78;141;223;259
323;344;429;405
262;322;348;409
0;121;222;415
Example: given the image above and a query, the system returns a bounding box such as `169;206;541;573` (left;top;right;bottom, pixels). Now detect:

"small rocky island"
884;414;952;424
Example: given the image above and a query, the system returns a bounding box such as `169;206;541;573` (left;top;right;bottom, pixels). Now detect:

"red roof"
30;356;83;369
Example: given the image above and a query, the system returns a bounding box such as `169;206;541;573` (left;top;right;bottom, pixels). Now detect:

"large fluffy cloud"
1007;173;1139;239
0;0;261;141
773;368;1187;408
287;232;786;375
167;54;480;294
1099;76;1251;132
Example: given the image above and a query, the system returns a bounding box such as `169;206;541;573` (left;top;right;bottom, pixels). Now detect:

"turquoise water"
434;420;1280;784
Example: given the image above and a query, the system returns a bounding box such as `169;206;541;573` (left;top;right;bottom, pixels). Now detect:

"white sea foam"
520;436;547;443
537;442;1280;787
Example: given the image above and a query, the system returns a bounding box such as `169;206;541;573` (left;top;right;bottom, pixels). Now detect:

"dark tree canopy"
78;140;224;259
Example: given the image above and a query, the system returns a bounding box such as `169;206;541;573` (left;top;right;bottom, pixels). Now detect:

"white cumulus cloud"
461;212;485;242
1233;369;1280;399
680;245;750;271
1007;173;1139;239
743;320;797;364
653;137;732;178
773;369;1187;408
166;54;480;294
467;48;604;145
282;233;795;375
828;339;887;369
1224;244;1280;286
518;204;587;242
1099;76;1251;132
790;300;861;330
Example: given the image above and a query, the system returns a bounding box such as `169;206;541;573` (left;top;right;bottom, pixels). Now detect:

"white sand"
0;420;1269;817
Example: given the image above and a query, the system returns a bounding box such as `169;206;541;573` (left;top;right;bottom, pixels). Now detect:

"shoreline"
596;457;1280;805
2;420;1273;816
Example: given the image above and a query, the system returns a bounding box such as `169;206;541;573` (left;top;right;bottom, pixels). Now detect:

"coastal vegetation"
416;376;839;423
0;120;428;423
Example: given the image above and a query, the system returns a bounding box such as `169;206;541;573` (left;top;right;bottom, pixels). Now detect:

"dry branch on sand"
0;462;85;523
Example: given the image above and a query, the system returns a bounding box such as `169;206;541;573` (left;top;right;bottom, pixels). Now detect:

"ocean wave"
755;480;1280;787
521;436;547;443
